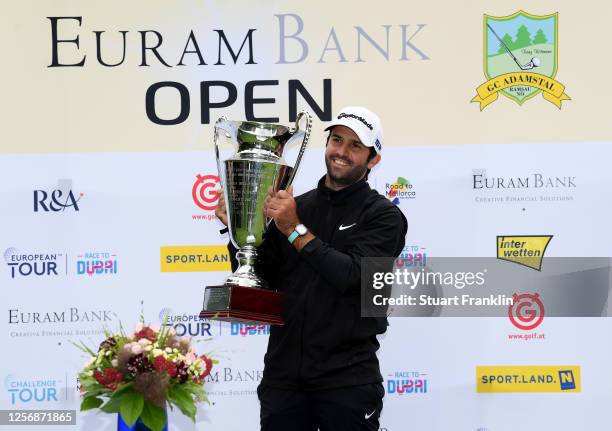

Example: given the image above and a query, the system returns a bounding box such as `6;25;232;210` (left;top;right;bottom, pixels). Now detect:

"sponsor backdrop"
1;1;611;430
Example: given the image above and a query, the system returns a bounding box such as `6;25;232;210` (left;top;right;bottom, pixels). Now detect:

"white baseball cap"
324;106;383;153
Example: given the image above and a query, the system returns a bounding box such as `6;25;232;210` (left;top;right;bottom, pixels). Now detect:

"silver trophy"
201;112;311;324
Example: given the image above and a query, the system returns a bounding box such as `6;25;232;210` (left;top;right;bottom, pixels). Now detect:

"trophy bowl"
200;112;312;325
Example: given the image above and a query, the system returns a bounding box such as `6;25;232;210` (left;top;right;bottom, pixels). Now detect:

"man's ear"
367;153;381;170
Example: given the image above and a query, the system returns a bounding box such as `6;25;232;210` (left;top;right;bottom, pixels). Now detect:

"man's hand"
214;189;228;226
264;185;300;237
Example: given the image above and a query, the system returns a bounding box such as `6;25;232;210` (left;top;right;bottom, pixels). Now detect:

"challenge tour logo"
496;235;553;271
472;11;570;110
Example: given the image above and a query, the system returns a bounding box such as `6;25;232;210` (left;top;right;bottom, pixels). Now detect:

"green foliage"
168;384;197;421
533;29;548;44
514;25;532;49
80;396;103;411
497;33;515;54
119;392;145;427
140;401;167;431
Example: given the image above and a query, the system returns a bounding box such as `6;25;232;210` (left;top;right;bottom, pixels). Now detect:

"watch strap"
288;230;300;244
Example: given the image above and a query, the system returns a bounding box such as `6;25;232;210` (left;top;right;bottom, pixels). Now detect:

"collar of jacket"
315;175;370;204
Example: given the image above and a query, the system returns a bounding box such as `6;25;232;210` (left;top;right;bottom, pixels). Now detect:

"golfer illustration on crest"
472;11;570;110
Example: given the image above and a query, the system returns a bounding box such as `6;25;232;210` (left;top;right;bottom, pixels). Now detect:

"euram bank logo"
472;11;570;110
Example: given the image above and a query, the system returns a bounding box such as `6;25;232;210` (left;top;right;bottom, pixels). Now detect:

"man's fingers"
276;190;293;199
287;185;294;196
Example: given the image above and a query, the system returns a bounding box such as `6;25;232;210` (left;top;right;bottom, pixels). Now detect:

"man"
215;106;407;431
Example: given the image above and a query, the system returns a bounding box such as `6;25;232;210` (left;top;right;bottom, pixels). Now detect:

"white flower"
131;344;143;355
134;322;144;333
111;359;119;367
145;345;153;352
86;370;94;377
165;347;172;353
152;349;164;357
138;338;152;346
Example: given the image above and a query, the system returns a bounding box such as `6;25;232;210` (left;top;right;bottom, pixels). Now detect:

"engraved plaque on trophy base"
200;285;284;325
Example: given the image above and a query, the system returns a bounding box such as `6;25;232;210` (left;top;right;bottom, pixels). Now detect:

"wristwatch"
288;224;308;244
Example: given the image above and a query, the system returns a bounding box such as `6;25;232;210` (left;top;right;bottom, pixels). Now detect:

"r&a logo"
34;189;83;212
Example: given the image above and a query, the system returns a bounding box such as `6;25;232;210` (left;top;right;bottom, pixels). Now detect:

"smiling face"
324;125;381;190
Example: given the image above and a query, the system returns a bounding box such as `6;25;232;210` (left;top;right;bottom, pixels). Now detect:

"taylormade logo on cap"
337;112;373;130
325;106;383;153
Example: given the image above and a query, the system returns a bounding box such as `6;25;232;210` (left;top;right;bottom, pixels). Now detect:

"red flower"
135;327;157;342
200;355;213;379
153;355;178;378
94;368;124;389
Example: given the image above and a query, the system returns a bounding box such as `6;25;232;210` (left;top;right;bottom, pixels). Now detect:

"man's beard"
325;155;368;188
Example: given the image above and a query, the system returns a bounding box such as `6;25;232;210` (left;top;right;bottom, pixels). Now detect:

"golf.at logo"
192;174;220;221
508;292;544;330
471;11;570;109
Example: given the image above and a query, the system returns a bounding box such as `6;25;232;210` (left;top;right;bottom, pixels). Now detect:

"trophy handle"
214;116;235;186
286;111;312;188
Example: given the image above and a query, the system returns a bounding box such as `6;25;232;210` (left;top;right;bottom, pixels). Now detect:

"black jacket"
229;176;407;390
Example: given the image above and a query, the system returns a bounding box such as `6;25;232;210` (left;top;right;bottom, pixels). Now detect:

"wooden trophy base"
200;284;284;325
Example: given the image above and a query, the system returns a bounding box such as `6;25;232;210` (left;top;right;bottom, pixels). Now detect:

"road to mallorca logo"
385;177;415;204
496;235;552;271
476;366;580;392
472;11;570;110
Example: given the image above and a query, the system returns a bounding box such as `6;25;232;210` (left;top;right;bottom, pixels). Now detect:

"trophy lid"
236;121;293;158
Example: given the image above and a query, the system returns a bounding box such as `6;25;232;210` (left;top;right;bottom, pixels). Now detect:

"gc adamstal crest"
472;11;570;110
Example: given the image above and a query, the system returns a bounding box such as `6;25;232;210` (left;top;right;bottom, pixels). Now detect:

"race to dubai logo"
471;11;570;110
192;174;220;221
496;235;553;271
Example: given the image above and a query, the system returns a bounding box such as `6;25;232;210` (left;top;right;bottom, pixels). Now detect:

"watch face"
296;224;308;235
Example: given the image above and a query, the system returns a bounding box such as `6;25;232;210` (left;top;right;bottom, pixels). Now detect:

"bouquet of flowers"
76;320;215;431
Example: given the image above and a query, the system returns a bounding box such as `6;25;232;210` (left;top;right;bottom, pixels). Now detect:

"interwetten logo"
4;248;64;279
192;174;220;221
476;366;580;392
471;11;570;109
386;370;428;395
385;177;415;204
76;252;118;276
160;246;230;272
497;235;552;270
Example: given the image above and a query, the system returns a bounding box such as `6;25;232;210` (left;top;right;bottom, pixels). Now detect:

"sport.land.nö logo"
476;365;580;392
192;174;220;221
385;177;415;204
471;11;570;110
